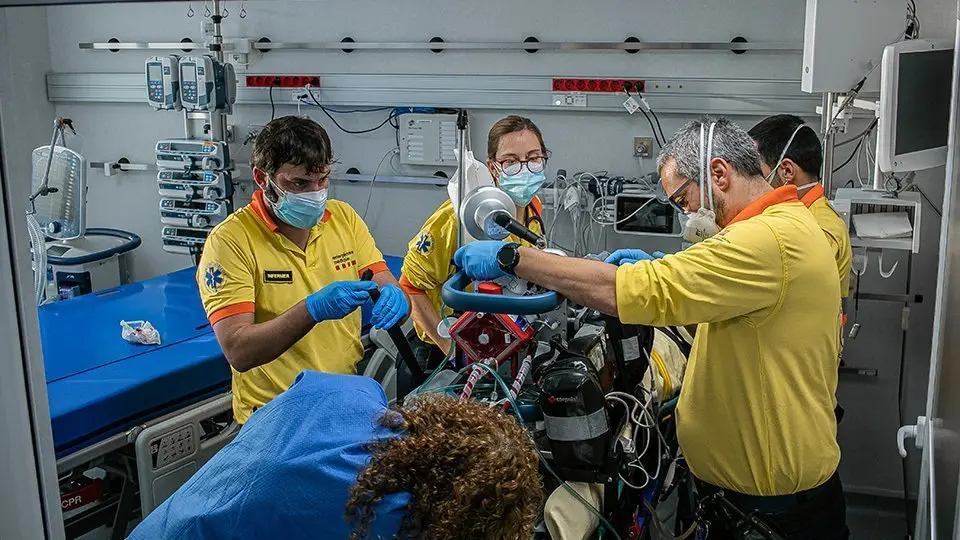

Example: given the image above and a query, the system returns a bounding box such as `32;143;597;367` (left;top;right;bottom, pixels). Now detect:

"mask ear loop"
705;122;717;212
698;123;707;211
767;123;808;185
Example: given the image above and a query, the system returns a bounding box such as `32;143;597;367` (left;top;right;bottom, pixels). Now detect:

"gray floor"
847;493;914;540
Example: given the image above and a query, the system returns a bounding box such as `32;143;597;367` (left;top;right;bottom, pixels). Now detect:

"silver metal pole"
872;131;885;191
456;110;468;249
820;92;835;195
211;0;228;143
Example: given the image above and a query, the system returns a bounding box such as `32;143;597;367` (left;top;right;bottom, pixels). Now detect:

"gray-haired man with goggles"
453;117;849;539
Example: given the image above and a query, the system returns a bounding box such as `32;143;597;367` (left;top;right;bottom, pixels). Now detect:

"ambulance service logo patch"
203;262;225;293
415;231;434;255
332;251;358;271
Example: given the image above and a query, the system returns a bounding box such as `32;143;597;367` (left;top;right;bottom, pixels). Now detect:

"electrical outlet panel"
633;137;654;158
399;113;459;166
246;76;320;88
552;78;646;93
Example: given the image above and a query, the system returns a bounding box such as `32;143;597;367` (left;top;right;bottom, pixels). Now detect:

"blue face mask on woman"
498;169;546;207
267;177;328;230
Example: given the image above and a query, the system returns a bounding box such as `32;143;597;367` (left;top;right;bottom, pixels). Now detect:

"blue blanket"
129;371;410;540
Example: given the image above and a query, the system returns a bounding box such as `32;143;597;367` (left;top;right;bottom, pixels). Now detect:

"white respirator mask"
682;122;721;244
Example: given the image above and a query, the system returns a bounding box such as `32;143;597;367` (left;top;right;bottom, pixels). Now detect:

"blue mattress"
43;256;405;457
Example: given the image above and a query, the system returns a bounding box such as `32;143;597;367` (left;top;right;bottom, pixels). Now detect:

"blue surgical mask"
498;169;546;206
267;178;328;230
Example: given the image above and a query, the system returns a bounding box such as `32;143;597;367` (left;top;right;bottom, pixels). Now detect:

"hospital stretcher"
44;255;405;539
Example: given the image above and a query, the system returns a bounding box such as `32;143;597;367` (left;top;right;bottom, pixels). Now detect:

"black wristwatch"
496;242;522;275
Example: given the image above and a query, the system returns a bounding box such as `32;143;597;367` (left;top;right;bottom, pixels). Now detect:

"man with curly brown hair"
128;371;542;540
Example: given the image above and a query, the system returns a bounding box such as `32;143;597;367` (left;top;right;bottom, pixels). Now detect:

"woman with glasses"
399;115;549;366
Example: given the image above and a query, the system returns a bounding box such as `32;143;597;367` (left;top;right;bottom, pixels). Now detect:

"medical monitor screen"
148;64;162;81
165;228;208;240
174;200;205;210
895;49;953;155
169;142;202;152
182;67;197;83
615;196;675;234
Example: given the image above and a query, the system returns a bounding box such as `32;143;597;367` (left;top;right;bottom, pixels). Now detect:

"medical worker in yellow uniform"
750;115;854;425
197;116;408;423
399;115;547;365
453;118;849;539
749;114;852;300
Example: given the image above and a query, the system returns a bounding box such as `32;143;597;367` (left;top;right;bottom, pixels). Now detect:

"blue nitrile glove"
604;249;666;266
453;240;508;281
305;280;379;323
371;284;409;330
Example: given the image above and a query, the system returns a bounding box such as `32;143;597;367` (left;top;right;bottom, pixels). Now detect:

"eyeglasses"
657;177;695;212
497;156;547;176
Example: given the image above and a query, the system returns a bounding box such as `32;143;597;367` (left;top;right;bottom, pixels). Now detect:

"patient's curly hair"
345;394;542;540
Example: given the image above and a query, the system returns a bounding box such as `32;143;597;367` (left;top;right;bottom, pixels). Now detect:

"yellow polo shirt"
616;186;841;496
399;197;544;344
197;190;387;423
802;184;852;298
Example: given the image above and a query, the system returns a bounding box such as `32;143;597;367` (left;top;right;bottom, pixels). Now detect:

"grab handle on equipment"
441;270;561;315
360;270;426;385
46;228;142;266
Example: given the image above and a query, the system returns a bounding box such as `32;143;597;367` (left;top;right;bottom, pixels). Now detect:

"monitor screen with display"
895;49;952;155
148;64;162;82
613;194;677;236
878;40;955;173
164;228;208;240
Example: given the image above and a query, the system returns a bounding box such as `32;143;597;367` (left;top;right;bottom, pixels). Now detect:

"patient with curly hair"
128;371;542;540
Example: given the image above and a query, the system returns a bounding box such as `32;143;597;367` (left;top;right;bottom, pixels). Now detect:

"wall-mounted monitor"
877;39;955;173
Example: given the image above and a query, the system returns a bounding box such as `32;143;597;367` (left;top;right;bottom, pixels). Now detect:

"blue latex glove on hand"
453;240;508;281
305;280;378;323
371;284;409;330
604;249;666;266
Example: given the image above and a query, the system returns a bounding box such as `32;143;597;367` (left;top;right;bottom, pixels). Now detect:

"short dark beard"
712;192;728;225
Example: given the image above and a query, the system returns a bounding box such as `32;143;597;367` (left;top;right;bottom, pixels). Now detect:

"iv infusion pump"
156;140;230;171
146;54;236;113
157;170;232;200
179;55;237;113
146;56;181;111
161;226;209;255
160;198;230;228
